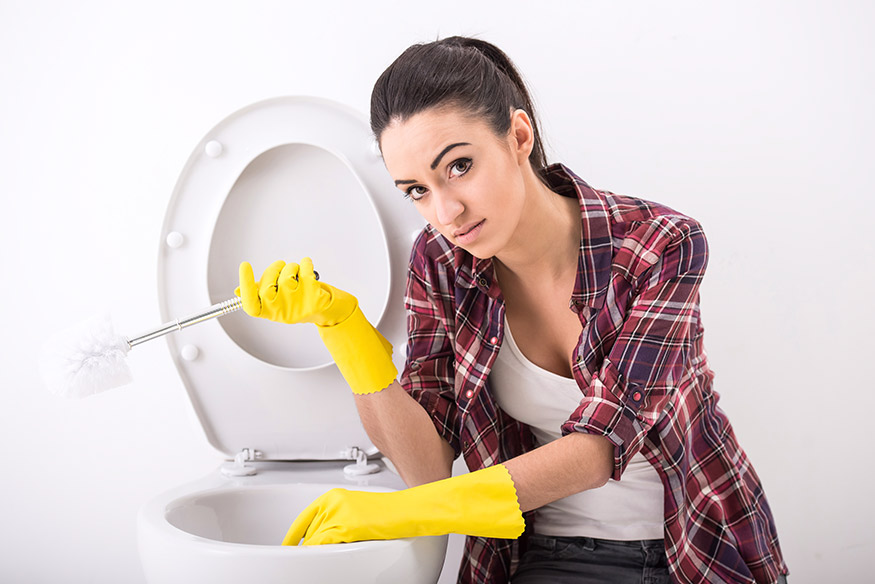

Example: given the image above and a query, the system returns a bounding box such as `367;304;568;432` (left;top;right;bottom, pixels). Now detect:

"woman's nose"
433;191;464;226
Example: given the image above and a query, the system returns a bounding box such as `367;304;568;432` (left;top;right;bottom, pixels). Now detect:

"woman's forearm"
355;384;614;514
353;381;455;486
503;432;614;512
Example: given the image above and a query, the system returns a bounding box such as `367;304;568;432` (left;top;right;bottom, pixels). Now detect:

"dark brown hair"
370;36;548;179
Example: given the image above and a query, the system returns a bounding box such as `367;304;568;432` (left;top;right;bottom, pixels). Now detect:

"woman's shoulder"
596;190;709;282
597;189;700;231
552;164;705;247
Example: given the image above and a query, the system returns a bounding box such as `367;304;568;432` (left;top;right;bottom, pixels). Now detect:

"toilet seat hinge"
221;448;262;477
342;446;380;476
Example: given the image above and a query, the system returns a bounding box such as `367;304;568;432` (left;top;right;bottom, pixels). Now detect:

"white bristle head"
39;314;133;398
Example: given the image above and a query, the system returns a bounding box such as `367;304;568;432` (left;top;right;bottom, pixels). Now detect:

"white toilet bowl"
138;461;447;584
136;97;444;583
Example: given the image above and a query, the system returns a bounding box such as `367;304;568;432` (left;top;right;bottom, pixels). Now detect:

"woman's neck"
493;170;581;286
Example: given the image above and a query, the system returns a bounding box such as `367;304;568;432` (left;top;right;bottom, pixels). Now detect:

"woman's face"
379;107;533;259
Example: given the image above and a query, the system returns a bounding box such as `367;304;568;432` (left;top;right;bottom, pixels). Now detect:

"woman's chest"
503;292;583;378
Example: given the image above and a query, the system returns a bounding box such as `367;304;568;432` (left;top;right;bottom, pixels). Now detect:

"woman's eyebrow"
430;142;471;169
393;142;472;186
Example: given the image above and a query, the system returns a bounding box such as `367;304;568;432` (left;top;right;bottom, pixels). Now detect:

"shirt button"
465;389;474;399
575;354;582;363
490;336;499;345
477;277;488;288
632;391;642;401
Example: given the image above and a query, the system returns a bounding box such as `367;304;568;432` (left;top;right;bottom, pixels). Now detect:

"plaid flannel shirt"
400;164;788;584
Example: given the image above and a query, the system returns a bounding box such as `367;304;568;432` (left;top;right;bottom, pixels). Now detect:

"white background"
1;1;872;582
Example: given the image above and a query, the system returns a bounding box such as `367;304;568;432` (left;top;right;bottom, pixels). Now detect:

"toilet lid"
157;96;425;461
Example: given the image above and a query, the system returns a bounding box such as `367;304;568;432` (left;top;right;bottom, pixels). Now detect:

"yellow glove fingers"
302;506;338;546
278;261;300;285
282;497;321;546
236;257;360;329
259;260;286;303
285;489;386;546
283;488;352;546
299;256;317;281
237;262;261;317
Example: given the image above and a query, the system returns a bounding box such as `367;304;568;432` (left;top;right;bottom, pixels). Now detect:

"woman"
237;36;788;584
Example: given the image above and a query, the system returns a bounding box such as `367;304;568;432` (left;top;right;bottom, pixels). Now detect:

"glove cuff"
407;464;526;540
316;306;398;395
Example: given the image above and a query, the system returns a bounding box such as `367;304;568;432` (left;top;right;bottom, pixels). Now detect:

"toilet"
137;96;447;583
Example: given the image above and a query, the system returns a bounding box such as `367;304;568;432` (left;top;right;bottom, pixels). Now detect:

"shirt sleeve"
562;216;709;479
400;260;462;459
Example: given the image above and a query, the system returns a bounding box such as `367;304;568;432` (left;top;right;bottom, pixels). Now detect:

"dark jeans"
511;534;789;584
511;535;670;584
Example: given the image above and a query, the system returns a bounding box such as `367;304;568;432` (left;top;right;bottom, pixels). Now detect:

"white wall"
1;1;871;582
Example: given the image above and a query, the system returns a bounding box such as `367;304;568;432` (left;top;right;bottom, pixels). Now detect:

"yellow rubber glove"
282;464;525;546
236;258;397;394
237;258;352;326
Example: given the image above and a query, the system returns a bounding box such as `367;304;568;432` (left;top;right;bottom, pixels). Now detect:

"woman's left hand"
282;464;525;546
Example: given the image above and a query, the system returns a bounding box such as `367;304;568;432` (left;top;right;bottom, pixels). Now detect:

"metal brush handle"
126;270;319;348
128;297;243;348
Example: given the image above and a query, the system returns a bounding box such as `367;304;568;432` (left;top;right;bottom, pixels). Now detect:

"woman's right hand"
237;256;397;395
236;257;357;327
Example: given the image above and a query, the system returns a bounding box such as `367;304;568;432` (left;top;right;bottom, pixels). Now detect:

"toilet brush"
39;297;243;398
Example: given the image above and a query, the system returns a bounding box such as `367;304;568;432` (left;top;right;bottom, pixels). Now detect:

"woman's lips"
454;220;485;245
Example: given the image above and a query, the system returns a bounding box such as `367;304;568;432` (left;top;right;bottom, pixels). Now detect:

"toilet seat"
156;96;425;462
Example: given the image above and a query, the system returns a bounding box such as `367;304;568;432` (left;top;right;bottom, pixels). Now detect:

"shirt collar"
544;163;613;309
453;246;500;296
453;163;613;309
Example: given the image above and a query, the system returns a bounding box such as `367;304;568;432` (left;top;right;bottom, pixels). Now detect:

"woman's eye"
449;158;472;177
406;185;428;201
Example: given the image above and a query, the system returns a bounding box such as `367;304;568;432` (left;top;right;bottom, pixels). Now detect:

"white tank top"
490;316;665;540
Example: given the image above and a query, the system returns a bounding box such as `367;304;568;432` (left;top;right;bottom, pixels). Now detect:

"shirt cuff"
561;359;660;480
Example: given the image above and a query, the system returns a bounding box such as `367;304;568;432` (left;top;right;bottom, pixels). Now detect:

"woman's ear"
508;109;535;165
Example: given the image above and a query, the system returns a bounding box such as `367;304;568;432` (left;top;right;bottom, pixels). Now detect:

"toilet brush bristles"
39;314;133;398
39;297;244;398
